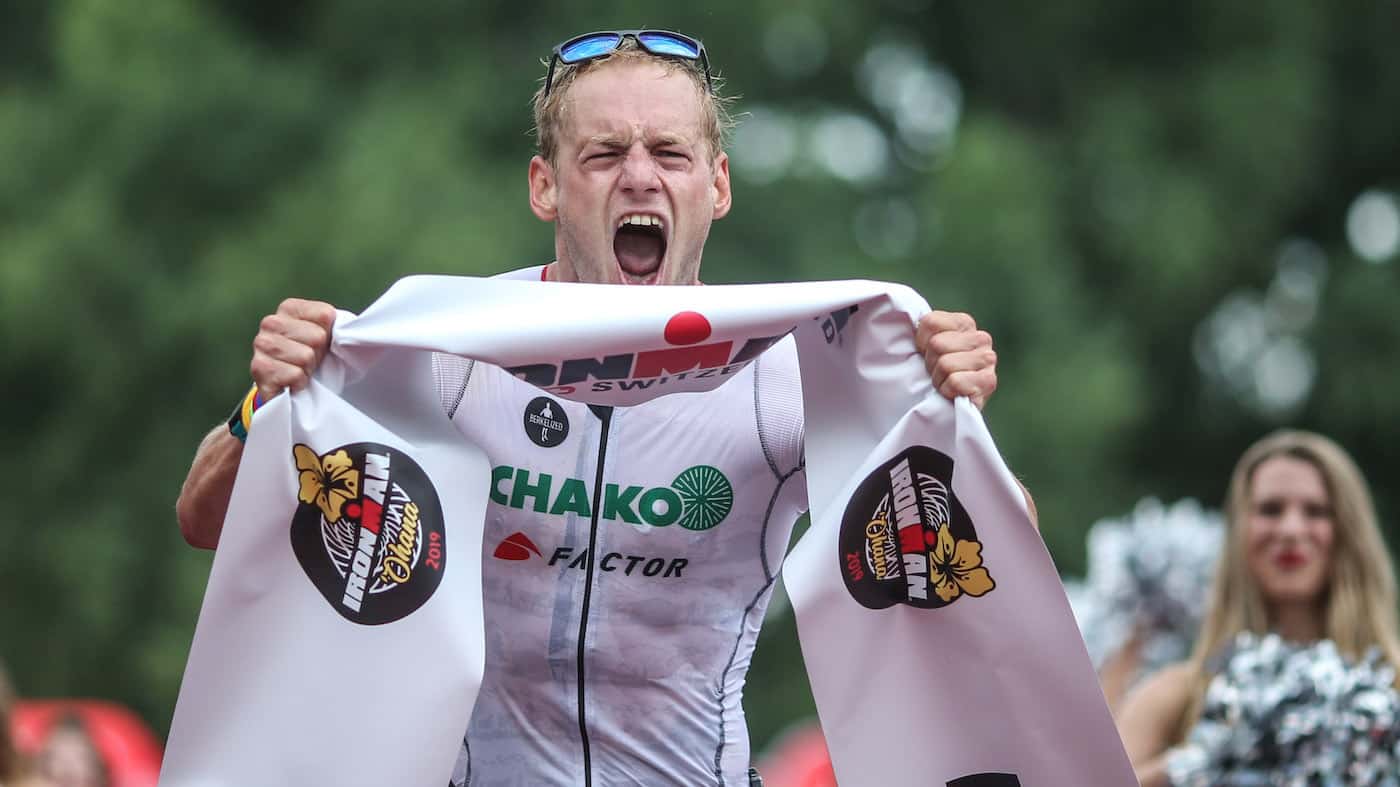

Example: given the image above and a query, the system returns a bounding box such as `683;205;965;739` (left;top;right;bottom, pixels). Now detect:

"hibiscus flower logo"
929;526;995;602
293;444;360;522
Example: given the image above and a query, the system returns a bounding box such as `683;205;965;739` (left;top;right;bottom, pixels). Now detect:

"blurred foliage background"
2;0;1399;761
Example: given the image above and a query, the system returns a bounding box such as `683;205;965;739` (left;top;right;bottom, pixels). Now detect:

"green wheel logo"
673;465;734;531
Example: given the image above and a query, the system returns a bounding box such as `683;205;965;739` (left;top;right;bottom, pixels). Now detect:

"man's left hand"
915;311;998;410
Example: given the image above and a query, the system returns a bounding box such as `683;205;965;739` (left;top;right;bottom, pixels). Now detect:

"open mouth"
614;213;667;284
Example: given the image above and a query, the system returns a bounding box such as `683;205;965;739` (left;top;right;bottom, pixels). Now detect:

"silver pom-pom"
1166;633;1400;787
1068;497;1224;682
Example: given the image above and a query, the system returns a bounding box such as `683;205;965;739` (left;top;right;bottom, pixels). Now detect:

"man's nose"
619;147;661;193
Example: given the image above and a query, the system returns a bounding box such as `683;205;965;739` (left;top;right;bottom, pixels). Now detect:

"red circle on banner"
664;311;712;345
345;502;362;520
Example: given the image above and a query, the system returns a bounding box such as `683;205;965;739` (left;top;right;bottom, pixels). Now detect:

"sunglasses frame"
543;29;713;97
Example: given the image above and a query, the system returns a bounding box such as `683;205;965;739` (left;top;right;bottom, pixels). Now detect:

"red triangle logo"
493;532;543;561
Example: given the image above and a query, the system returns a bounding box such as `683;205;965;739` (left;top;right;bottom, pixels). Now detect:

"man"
177;30;1009;786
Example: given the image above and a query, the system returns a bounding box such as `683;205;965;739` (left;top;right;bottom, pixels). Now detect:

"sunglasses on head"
544;29;712;97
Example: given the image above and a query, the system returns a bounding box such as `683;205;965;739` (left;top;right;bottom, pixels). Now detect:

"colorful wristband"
227;385;263;443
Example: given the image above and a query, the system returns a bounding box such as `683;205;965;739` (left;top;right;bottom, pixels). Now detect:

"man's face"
529;59;731;285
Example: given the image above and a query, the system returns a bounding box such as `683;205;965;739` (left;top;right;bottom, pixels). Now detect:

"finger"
253;329;320;370
924;328;993;358
936;368;998;410
250;354;313;400
916;311;976;351
927;347;998;389
250;332;322;401
259;313;333;360
278;298;338;333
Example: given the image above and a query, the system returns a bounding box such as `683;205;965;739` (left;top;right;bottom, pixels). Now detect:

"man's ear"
528;155;558;222
711;152;732;220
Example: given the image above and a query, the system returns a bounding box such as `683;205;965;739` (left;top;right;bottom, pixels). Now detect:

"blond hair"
1174;429;1400;740
531;37;735;166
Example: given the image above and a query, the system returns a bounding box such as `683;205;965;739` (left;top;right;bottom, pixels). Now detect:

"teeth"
618;214;664;230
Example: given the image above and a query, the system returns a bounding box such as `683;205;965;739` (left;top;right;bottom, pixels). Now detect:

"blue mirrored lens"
560;34;623;63
638;33;700;59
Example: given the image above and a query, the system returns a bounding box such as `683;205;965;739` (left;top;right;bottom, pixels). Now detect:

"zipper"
577;404;613;787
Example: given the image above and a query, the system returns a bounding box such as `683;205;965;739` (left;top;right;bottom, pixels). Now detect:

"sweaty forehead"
559;60;706;147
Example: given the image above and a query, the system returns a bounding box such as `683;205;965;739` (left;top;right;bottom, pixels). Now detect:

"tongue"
614;227;664;276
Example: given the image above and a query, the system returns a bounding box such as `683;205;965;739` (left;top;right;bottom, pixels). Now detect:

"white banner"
161;276;1133;786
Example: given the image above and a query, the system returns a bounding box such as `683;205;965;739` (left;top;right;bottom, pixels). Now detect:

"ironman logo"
289;442;447;625
838;445;995;610
503;308;787;394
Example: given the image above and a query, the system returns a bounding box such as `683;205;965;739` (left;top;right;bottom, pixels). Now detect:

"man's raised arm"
175;298;336;549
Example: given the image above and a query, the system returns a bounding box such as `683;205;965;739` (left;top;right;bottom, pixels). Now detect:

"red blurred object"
10;700;163;787
754;720;837;787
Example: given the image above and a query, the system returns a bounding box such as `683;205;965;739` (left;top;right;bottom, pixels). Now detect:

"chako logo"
289;443;446;625
839;445;995;610
490;463;734;531
524;396;569;448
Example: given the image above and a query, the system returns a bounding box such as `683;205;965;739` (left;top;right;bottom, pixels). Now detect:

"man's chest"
453;364;779;568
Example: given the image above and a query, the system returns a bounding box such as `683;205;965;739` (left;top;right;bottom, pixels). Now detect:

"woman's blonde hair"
1174;429;1400;740
531;37;734;166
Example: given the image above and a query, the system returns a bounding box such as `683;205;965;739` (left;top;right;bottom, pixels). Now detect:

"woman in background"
33;714;107;787
1117;430;1400;786
1;663;44;787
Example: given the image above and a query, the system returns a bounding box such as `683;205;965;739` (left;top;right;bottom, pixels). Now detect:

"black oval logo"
838;445;994;610
289;442;446;625
524;396;570;448
949;774;1021;787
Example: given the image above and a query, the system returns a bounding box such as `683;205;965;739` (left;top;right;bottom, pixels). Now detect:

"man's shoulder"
752;335;805;473
752;334;801;395
759;334;799;371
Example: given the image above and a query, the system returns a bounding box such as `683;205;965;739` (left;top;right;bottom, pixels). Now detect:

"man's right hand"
250;298;338;401
176;298;337;549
